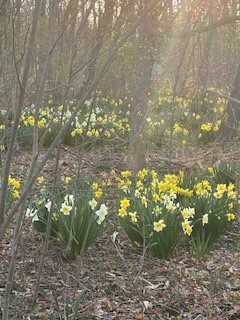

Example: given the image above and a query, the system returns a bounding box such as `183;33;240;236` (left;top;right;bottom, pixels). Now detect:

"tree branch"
151;15;240;38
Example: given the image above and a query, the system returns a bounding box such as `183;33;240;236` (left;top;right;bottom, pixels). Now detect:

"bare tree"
218;61;240;141
127;0;158;172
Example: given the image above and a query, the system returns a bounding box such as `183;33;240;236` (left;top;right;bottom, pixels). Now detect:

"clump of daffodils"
113;169;185;258
27;180;109;258
113;167;237;259
146;88;226;148
179;175;237;257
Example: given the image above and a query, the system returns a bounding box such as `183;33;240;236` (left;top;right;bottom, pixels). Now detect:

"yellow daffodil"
95;189;103;198
12;189;20;199
227;213;236;221
8;176;21;189
120;198;130;208
181;207;195;220
141;196;147;208
37;176;44;184
153;219;166;232
118;207;127;217
92;182;99;190
121;170;132;178
129;211;138;222
195;180;211;197
65;176;72;184
200;123;212;131
182;220;193;236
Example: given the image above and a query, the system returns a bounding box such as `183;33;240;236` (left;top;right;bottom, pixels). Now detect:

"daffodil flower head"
153;219;166;232
64;194;74;206
129;211;138;222
26;208;38;222
182;220;193;236
60;203;72;215
202;213;209;225
120;198;130;209
181;207;195;220
118;207;127;217
65;176;72;184
45;200;52;212
89;198;98;210
227;212;236;221
37;176;44;184
95;203;108;225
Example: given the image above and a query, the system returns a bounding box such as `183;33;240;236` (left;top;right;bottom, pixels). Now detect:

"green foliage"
208;162;238;184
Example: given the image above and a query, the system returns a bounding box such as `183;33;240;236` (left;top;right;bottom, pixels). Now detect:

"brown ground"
0;146;240;320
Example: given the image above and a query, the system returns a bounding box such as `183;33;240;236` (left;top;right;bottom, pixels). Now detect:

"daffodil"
200;123;212;131
141;196;147;208
137;168;148;180
8;175;21;189
202;213;209;225
118;207;127;217
213;183;227;199
195;180;211;197
227;212;236;221
26;208;38;221
181;207;195;220
134;189;141;198
12;189;20;199
120;198;130;209
95;203;108;224
65;176;72;184
60;203;72;215
64;194;74;206
207;167;215;175
182;220;193;236
45;200;52;212
121;170;132;178
92;182;99;190
89;198;98;210
37;176;44;184
152;205;161;215
129;211;138;222
95;189;103;198
153;219;166;232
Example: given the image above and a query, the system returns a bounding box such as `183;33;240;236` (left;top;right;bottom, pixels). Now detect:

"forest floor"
0;145;240;320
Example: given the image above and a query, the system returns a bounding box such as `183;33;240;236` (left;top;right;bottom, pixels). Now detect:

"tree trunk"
218;61;240;142
127;0;157;173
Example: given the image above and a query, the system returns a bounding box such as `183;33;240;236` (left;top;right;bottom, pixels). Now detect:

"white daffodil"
60;203;72;215
64;194;74;206
202;214;209;225
95;203;108;225
25;208;39;222
45;200;52;212
89;198;98;210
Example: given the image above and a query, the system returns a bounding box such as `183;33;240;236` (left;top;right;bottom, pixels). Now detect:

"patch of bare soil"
1;146;240;319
